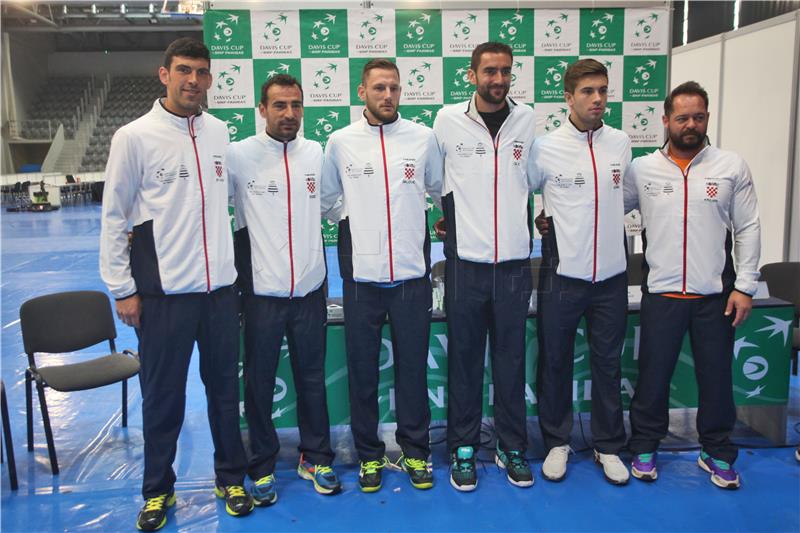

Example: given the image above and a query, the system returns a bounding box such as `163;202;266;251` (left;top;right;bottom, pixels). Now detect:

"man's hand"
434;217;446;240
725;291;752;327
116;294;142;328
534;209;549;236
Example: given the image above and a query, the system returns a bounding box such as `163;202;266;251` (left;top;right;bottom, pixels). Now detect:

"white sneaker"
593;450;630;485
541;445;570;481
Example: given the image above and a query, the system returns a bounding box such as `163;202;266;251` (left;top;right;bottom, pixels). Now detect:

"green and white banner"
204;6;671;245
252;305;793;429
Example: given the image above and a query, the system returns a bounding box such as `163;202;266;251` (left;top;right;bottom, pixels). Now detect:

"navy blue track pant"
536;270;628;454
629;292;738;463
343;276;432;461
445;257;533;453
138;285;247;499
242;287;334;478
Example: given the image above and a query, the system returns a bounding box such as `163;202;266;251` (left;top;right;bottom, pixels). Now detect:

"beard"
476;83;509;105
670;128;705;150
366;100;397;123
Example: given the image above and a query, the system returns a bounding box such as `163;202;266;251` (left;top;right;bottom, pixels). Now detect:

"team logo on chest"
247;179;267;196
403;162;416;184
212;155;225;182
306;175;317;198
267;180;279;195
512;141;524;161
611;168;621;187
705;180;719;202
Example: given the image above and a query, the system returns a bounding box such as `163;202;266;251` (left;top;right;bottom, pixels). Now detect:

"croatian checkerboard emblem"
612;168;621;185
404;162;416;182
706;182;718;199
513;142;523;161
214;158;224;177
306;176;316;193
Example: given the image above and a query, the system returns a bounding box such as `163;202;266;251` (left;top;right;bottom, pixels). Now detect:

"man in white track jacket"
320;59;442;493
99;38;253;531
530;59;632;486
433;42;536;492
625;81;760;490
228;74;341;505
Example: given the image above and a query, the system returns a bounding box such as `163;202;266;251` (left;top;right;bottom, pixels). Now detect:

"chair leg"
121;379;128;428
34;380;58;475
25;370;33;452
1;382;18;490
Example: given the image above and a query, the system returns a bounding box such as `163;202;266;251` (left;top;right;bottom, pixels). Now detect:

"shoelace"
314;465;335;477
454;457;474;473
362;459;385;474
402;457;429;472
143;494;169;512
224;485;247;498
506;452;529;469
254;474;274;486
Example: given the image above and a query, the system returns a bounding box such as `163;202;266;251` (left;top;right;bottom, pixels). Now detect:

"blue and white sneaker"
251;474;277;507
297;454;342;495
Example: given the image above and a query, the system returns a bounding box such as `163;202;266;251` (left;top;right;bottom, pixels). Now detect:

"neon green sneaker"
359;456;390;493
214;480;254;516
135;491;176;531
397;455;434;489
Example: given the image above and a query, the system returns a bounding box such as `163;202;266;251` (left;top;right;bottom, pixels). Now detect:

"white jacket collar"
360;111;402;134
152;98;204;132
562;115;605;140
259;130;299;149
464;92;517;123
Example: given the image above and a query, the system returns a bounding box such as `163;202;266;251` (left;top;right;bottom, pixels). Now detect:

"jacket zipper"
283;142;295;297
379;125;395;282
587;130;599;283
187;116;211;292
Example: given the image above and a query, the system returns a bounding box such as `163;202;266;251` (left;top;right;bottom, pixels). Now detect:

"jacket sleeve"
99;128;141;300
623;154;640;214
424;131;443;209
527;139;544;192
226;143;247;232
730;157;761;295
320;138;344;223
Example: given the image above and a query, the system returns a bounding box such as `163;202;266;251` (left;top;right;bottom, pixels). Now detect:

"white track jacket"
624;144;761;296
320;114;442;283
229;132;325;298
433;95;536;264
530;119;632;282
100;99;236;299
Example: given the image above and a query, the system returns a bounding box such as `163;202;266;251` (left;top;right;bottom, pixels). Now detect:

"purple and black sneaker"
631;453;657;481
697;451;740;489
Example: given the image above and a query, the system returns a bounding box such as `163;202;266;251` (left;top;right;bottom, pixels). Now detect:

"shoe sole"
449;474;477;492
297;467;342;495
409;478;434;490
697;457;740;490
541;469;566;482
494;455;534;487
593;453;629;486
135;493;176;531
252;493;278;507
631;466;658;482
359;482;382;493
214;487;255;516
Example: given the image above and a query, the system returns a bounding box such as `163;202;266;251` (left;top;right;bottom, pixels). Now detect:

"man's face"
158;56;212;116
259;84;303;141
565;74;608;128
359;67;401;124
468;52;512;106
663;94;709;151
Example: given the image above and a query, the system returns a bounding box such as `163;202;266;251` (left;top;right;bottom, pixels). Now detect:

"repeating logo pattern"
580;8;624;55
396;10;441;56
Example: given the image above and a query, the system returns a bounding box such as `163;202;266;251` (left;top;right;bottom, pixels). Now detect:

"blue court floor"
1;205;799;533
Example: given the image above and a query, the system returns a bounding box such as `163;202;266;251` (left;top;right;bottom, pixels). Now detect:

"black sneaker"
449;446;477;492
136;491;176;531
495;445;534;488
397;454;434;490
214;480;255;517
359;457;389;493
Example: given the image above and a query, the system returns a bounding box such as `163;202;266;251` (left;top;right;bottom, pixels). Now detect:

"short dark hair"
260;74;303;106
163;37;210;69
470;42;513;73
664;81;709;116
361;58;400;86
563;59;608;94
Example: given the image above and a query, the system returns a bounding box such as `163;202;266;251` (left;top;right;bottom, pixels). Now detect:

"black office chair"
1;380;18;490
627;252;645;286
20;291;140;474
759;262;800;375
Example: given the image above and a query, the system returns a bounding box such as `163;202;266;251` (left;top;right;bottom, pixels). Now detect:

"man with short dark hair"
530;58;631;485
625;81;760;489
320;58;442;493
228;74;340;506
100;37;253;531
433;41;536;491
